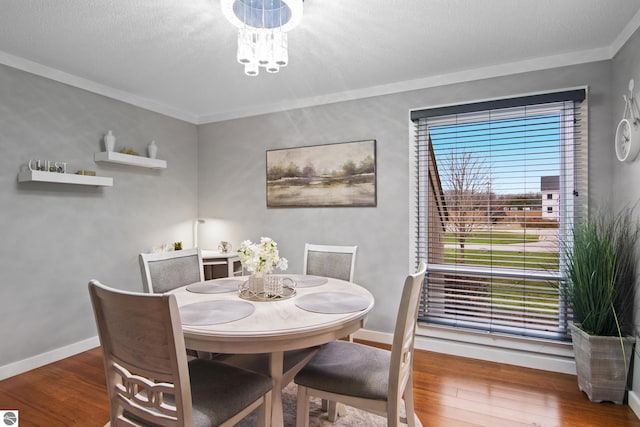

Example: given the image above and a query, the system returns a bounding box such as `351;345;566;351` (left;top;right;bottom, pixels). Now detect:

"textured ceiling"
1;0;640;124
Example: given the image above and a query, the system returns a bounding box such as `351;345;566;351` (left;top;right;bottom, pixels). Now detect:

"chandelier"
221;0;303;76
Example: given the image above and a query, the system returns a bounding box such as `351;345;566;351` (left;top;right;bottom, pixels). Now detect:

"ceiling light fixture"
221;0;303;76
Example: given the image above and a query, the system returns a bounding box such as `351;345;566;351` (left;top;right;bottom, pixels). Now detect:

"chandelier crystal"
221;0;303;76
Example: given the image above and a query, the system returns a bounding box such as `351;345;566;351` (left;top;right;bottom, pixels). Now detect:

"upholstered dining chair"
304;243;358;343
140;248;220;360
139;248;204;293
294;262;427;427
88;279;273;427
303;243;357;282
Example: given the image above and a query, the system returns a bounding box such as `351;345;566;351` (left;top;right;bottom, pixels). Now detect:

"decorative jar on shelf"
104;130;115;152
218;241;232;253
147;140;158;159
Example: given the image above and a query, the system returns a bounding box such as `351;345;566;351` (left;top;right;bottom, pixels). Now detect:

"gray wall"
611;22;640;397
197;60;614;334
0;64;198;367
0;41;623;371
612;17;640;320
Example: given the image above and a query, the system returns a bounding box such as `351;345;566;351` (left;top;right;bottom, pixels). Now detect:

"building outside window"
542;176;560;220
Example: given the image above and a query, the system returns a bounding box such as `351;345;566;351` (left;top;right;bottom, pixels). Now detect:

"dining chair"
139;248;204;293
304;243;358;343
294;262;427;427
139;248;209;358
88;279;273;427
303;243;358;282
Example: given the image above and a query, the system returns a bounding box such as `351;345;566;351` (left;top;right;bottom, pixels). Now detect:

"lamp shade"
221;0;303;32
222;0;302;76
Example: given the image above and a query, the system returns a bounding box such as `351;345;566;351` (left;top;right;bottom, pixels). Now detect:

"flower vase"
247;273;265;295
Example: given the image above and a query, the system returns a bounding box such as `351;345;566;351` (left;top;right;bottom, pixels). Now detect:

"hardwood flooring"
1;345;639;426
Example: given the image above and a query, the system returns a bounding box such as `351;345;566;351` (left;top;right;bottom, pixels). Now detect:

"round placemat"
180;300;255;325
282;274;328;288
295;292;371;314
186;279;244;294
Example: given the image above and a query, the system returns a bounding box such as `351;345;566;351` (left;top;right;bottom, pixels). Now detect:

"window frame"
409;88;588;342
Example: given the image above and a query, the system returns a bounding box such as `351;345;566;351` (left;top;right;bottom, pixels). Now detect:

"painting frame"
266;139;377;208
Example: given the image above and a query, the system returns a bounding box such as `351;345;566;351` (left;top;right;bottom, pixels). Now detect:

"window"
412;89;587;340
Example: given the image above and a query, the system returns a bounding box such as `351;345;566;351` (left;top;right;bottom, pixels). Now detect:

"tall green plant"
600;208;640;336
564;207;639;336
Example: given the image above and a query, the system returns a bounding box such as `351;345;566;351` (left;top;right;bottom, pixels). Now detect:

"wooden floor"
1;345;639;426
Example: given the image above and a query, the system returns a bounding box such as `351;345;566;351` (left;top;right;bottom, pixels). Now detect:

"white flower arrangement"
237;237;288;275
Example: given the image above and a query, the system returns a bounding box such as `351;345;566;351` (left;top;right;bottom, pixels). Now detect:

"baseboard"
1;331;567;375
354;328;576;375
0;328;575;379
630;349;640;419
0;336;100;380
629;390;640;418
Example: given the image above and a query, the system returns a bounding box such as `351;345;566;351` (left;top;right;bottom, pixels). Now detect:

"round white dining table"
169;275;374;427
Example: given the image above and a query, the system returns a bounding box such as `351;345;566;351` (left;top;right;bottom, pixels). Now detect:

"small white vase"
147;140;158;159
104;130;115;152
247;273;265;294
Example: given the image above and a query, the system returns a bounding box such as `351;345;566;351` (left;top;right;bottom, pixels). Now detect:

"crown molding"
610;8;640;57
0;51;199;124
196;46;610;124
2;15;638;127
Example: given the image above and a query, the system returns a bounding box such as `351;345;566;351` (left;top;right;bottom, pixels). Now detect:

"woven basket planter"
570;323;635;404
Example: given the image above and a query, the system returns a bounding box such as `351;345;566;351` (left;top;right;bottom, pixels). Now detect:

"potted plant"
564;207;639;403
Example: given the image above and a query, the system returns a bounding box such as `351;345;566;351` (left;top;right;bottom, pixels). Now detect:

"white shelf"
18;170;113;187
94;151;167;169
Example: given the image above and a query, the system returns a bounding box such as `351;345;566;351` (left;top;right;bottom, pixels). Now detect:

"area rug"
236;383;423;426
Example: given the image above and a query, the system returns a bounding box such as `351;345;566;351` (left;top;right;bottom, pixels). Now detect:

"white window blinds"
412;89;587;340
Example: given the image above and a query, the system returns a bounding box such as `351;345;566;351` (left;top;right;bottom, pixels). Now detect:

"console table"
201;250;243;280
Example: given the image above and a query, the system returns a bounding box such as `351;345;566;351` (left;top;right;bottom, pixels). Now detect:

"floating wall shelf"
94;151;167;169
18;170;113;187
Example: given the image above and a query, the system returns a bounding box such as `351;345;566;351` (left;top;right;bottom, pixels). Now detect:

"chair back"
139;248;204;293
303;244;357;282
388;263;427;405
88;280;193;426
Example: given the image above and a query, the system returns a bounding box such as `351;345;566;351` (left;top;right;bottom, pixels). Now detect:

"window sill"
414;323;575;374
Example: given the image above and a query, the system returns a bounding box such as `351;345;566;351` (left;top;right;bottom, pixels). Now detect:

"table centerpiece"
237;237;289;299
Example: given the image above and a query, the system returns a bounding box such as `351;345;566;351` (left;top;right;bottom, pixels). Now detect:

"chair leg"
195;350;212;360
404;375;416;427
296;385;310;427
388;407;399;427
339;403;347;416
388;394;403;427
328;400;338;422
327;401;347;421
256;391;272;427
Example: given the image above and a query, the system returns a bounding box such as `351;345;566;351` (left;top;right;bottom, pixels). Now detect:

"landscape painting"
266;140;377;208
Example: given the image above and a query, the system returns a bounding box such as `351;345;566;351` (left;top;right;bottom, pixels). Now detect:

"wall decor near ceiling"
266;140;377;208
